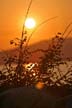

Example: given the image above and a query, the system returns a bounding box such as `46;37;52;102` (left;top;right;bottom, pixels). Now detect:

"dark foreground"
0;86;72;108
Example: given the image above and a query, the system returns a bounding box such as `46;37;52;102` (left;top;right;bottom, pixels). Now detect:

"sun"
25;18;36;29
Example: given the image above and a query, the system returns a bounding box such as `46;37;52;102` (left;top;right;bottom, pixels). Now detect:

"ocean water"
0;61;72;76
0;61;72;85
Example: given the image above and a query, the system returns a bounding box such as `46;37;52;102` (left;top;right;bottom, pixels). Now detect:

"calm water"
0;61;72;74
0;61;72;84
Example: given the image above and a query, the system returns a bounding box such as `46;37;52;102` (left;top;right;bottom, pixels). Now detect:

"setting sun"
25;18;36;29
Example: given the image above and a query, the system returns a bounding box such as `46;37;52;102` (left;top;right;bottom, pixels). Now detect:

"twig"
21;0;33;39
54;66;72;85
25;16;58;49
62;22;72;37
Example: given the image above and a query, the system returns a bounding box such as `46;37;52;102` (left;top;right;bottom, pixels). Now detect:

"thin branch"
63;29;72;42
21;0;33;39
62;22;72;37
54;66;72;85
25;16;58;49
28;16;57;44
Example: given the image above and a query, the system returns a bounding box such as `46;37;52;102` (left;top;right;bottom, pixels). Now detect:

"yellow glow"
25;18;36;29
33;73;36;76
35;82;44;90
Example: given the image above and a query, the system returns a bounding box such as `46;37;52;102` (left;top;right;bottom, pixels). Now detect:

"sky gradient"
0;0;72;50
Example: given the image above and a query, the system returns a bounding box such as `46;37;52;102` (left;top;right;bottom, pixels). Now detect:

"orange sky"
0;0;72;50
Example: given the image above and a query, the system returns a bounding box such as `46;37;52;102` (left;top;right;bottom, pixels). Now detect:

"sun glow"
25;18;36;29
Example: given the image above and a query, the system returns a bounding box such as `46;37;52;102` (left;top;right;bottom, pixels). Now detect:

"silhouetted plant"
0;0;72;90
38;31;72;86
0;32;72;88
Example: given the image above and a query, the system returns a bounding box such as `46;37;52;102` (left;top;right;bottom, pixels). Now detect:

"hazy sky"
0;0;72;50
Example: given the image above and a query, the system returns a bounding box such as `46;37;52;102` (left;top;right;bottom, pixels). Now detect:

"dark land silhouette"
0;38;72;64
0;86;72;108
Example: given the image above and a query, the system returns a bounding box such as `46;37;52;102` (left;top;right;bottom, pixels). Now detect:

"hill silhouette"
0;38;72;64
